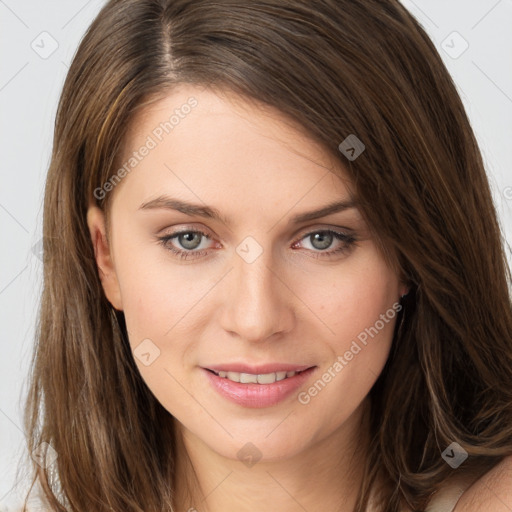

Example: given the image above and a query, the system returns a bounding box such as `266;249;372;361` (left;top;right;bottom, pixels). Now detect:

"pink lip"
202;365;317;408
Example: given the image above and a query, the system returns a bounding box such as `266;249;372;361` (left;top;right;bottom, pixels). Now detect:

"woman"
20;0;512;510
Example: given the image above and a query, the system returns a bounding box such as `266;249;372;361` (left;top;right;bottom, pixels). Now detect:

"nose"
219;247;295;343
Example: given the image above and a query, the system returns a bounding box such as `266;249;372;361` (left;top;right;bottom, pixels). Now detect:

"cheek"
306;250;400;352
113;241;195;334
117;271;170;341
115;257;198;404
331;280;399;358
113;246;215;378
296;253;400;422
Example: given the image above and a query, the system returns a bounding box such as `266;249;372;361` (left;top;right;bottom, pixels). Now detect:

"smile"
202;366;317;408
209;369;301;384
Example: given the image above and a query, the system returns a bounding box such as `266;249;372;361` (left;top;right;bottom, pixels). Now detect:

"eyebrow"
138;195;357;225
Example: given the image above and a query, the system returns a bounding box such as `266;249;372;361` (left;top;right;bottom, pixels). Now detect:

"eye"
157;229;214;260
293;229;357;258
157;227;357;260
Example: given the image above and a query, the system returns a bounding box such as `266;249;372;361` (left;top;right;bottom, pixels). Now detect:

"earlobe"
86;205;123;311
400;286;410;298
398;281;410;301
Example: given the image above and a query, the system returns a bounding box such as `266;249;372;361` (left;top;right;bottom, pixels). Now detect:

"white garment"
425;484;466;512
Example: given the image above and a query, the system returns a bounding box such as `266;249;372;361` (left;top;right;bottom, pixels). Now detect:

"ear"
86;205;123;311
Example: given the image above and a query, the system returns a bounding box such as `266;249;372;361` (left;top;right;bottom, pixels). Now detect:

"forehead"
111;84;355;221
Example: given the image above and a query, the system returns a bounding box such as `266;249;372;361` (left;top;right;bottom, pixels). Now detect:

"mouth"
205;368;312;384
202;364;317;408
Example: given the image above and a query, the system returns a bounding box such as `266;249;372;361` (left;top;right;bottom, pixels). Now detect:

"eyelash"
156;228;357;261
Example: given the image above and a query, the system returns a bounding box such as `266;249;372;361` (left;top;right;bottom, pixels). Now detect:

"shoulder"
454;454;512;511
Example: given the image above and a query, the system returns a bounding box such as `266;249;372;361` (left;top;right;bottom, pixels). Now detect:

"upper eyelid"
162;223;353;237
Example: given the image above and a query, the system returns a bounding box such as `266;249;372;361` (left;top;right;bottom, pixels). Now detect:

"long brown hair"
21;0;512;510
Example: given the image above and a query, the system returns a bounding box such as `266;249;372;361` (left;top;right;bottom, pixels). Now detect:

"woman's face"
88;84;407;462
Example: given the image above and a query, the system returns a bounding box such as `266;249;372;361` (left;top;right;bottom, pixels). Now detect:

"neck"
172;397;374;512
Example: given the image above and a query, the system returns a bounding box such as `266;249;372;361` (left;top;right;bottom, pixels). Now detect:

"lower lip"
202;367;317;408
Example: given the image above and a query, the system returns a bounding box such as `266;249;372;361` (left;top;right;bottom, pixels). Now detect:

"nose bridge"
220;240;293;341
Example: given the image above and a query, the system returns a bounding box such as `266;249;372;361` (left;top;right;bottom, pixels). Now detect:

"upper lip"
204;363;315;374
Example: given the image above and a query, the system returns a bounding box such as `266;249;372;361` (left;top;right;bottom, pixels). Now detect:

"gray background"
1;0;511;508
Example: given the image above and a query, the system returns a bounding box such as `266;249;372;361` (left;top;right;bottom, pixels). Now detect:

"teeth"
258;373;276;384
240;373;258;384
214;370;298;384
227;371;241;382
